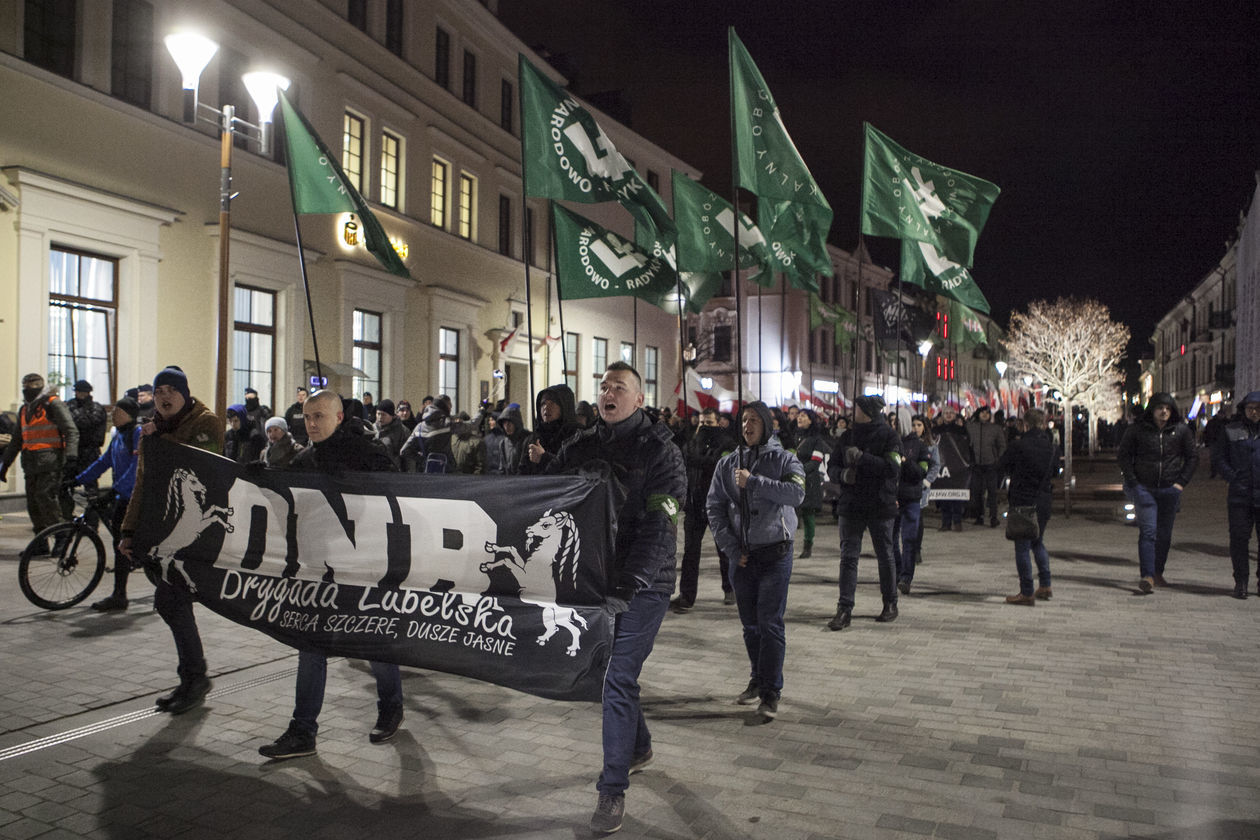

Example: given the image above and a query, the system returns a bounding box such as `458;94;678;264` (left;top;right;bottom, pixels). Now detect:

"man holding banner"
543;362;686;835
257;390;405;760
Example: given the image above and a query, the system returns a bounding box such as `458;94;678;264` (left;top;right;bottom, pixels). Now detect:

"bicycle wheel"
19;523;106;610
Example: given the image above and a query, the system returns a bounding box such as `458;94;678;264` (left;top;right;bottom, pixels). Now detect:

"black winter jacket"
827;416;902;519
1000;428;1056;506
897;434;931;503
1117;397;1198;489
545;409;686;599
290;426;396;474
1212;391;1260;506
683;424;737;513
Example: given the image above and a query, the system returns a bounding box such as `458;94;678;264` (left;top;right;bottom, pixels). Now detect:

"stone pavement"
1;459;1259;840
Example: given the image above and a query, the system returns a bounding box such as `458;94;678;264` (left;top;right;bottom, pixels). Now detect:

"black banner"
132;437;618;701
927;433;972;501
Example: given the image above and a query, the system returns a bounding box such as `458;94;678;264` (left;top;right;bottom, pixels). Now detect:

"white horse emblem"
150;467;234;590
480;509;587;656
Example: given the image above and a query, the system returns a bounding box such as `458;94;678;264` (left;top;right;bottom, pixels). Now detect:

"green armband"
648;493;681;524
886;452;903;467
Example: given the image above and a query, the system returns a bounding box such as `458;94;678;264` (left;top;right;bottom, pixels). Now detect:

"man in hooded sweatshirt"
825;394;903;631
1212;390;1260;599
707;401;804;721
1118;392;1198;593
490;404;529;475
521;384;580;474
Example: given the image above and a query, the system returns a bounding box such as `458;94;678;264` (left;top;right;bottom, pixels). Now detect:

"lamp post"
918;339;933;405
164;32;289;416
995;360;1007;414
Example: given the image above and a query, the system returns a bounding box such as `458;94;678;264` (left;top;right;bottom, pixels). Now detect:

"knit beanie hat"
114;396;141;419
265;416;288;433
376;399;396;417
855;394;886;420
153;367;190;403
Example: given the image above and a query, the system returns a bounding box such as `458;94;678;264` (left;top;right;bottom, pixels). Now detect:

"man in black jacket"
257;390;404;760
1117;392;1198;593
520;384;581;474
542;362;685;835
672;407;736;611
826;394;902;630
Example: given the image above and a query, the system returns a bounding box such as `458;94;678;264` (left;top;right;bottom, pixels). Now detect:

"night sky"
498;1;1260;360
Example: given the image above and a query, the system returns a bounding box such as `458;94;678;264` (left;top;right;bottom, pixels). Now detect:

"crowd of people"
3;365;1259;834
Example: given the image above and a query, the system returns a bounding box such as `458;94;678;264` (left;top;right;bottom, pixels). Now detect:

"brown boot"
1034;587;1052;600
1004;593;1036;606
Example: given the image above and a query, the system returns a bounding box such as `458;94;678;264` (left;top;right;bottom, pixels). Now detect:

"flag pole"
676;274;687;417
853;235;865;415
729;31;744;414
522;205;538;407
279;135;324;393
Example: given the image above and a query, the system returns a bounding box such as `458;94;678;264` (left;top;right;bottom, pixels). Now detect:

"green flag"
519;55;675;250
552;204;679;309
729;28;833;281
671;170;769;279
900;238;991;314
862;122;1000;268
950;299;989;349
278;92;409;279
809;293;857;345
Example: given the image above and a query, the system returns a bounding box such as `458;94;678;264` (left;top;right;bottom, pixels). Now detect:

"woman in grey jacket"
707;402;805;721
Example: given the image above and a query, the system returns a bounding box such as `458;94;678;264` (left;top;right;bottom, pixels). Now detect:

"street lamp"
995;360;1007;378
164;31;289;416
918;340;933;402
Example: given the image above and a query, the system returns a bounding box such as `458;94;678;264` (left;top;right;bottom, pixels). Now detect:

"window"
438;327;460;413
435;27;450;89
24;0;76;78
430;158;448;227
498;195;512;256
111;0;152;109
347;0;366;31
385;0;404;56
233;285;276;409
380;130;401;208
462;50;477;107
353;309;382;401
644;346;659;408
620;341;635;366
592;337;608;399
564;332;579;394
712;325;732;362
458;172;477;240
342;112;365;193
48;247;118;399
500;79;514;132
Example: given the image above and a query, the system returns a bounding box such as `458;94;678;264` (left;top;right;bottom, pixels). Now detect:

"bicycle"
18;488;155;610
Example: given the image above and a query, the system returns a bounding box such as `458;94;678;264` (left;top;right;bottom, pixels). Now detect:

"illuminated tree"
1007;297;1129;514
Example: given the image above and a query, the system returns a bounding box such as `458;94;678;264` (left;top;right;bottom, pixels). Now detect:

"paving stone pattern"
0;458;1258;839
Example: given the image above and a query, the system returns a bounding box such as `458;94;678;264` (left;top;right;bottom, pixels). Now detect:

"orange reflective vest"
21;397;67;452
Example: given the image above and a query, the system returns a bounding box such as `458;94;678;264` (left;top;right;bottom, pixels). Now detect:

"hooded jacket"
400;404;453;472
518;384;580;475
224;404;266;464
707;402;805;559
1;386;79;476
1117;393;1198;489
1001;427;1057;506
1212;390;1260;506
897;433;935;503
76;421;142;500
489;405;529;475
544;408;686;598
793;412;832;512
827;411;902;519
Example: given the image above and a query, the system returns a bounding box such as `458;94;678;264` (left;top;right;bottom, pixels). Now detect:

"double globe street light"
164;31;290;415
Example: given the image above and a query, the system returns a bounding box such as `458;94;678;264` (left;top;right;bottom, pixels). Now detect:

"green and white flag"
950;299;989;349
552;204;679;308
729;28;833;282
278;91;409;278
809;293;858;344
862;122;1000;268
900;238;991;315
520;55;675;251
671;170;769;281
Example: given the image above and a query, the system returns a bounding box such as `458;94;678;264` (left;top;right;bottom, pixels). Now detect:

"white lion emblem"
480;509;587;656
149;467;234;590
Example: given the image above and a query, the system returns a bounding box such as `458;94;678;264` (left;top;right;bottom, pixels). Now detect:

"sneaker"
1005;593;1036;606
91;594;129;611
669;597;692;614
1139;577;1154;594
757;695;779;720
897;579;911;596
736;679;760;705
628;748;653;774
162;675;211;715
827;606;851;631
723;591;736;606
1034;586;1053;600
259;725;317;760
369;705;404;743
590;793;625;834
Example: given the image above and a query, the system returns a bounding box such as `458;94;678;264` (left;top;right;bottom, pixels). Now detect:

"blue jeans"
893;500;922;584
598;589;669;797
732;543;793;700
1131;484;1181;578
292;649;402;736
1014;506;1051;596
1228;502;1260;586
838;515;897;609
154;578;206;682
